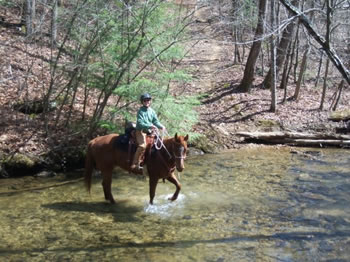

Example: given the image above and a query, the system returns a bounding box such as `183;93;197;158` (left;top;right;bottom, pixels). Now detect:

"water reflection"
0;147;349;261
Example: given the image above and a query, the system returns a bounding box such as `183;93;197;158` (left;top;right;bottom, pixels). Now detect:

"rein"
152;129;185;177
154;131;172;159
154;130;186;160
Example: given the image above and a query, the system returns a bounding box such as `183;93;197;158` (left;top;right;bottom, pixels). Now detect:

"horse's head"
172;133;189;172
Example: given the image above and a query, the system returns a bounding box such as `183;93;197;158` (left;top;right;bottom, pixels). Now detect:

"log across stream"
237;131;350;147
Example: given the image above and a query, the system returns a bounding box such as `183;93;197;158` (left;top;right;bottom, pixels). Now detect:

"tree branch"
279;0;350;86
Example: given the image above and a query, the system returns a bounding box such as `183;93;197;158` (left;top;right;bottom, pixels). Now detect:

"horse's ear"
175;133;178;140
184;134;189;141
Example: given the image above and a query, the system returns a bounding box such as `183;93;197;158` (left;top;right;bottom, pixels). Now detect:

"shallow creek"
0;147;350;261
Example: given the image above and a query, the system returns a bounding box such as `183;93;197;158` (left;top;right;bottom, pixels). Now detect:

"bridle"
154;132;186;160
153;131;187;175
172;142;187;160
154;133;172;158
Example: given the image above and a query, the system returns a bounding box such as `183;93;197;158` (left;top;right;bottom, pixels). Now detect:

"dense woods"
0;0;349;176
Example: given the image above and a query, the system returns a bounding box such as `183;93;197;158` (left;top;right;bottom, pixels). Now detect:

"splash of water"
144;193;187;218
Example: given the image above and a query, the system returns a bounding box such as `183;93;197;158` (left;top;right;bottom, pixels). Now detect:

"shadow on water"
42;201;141;223
2;230;350;255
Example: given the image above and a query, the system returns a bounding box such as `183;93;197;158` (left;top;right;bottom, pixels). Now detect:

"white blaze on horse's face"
174;134;189;172
175;145;185;171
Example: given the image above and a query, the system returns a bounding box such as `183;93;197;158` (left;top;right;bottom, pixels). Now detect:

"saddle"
114;124;155;166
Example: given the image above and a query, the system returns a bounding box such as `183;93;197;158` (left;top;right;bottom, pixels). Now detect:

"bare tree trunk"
262;0;298;89
270;0;277;112
319;58;330;110
233;26;241;64
279;0;350;86
237;0;267;92
51;0;58;47
231;0;241;64
259;50;264;76
32;0;35;18
26;0;34;36
293;46;309;101
82;77;89;121
330;80;345;111
241;32;246;61
44;0;88;135
292;23;299;83
319;0;333;110
314;51;323;87
280;42;292;102
276;1;281;42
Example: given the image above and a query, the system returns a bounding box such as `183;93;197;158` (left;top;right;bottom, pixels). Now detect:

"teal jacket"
136;106;163;132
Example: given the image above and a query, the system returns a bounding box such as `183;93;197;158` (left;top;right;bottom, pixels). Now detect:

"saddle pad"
114;134;131;152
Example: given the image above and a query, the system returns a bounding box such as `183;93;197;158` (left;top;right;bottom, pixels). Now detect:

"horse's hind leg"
167;174;181;202
101;170;115;204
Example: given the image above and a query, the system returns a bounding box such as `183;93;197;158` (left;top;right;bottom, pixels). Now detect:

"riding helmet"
140;93;152;102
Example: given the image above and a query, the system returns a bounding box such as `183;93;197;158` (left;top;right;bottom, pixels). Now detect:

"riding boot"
131;147;145;174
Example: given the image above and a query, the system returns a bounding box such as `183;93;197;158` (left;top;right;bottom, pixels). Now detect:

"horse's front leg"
101;170;115;204
149;175;159;205
166;173;181;202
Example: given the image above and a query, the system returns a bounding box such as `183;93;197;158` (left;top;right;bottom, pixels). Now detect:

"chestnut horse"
84;133;189;204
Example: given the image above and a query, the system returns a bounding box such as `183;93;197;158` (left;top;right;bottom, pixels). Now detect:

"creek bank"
0;148;85;178
1;121;349;178
0;138;208;178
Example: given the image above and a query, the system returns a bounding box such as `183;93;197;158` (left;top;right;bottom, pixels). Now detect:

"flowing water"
1;147;350;261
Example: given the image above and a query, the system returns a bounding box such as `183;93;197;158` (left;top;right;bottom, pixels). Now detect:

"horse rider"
131;93;165;172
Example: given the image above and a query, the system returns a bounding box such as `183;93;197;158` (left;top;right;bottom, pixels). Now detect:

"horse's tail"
84;142;94;194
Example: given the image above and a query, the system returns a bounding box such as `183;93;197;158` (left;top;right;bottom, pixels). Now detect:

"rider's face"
142;99;151;107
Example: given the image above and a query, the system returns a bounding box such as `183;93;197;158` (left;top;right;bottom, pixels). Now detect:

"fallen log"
271;139;350;146
328;110;350;122
236;131;350;147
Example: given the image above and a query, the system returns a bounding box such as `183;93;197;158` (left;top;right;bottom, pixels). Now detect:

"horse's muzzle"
176;166;184;172
175;153;186;172
175;160;185;172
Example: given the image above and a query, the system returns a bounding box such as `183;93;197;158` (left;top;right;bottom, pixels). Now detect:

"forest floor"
0;3;350;177
184;5;350;151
